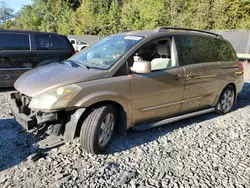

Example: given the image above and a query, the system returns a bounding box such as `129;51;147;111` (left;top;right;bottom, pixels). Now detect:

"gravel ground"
0;65;250;188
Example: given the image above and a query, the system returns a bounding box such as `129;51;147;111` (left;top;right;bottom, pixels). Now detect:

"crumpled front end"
10;92;65;136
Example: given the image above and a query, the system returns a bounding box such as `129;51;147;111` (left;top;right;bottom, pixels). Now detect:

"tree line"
1;0;250;36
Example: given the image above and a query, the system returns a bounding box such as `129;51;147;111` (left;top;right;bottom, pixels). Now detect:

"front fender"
74;91;131;115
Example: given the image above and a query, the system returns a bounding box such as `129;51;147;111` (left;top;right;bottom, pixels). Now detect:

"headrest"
157;44;168;56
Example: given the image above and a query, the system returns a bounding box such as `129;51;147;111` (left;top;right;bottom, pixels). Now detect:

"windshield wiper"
82;61;109;70
65;60;89;69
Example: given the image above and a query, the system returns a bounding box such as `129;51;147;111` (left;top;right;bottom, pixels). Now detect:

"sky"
5;0;33;12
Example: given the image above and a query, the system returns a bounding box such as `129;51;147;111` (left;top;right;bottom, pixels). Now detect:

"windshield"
68;35;144;69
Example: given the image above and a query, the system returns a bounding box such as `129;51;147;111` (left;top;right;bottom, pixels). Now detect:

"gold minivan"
10;27;244;154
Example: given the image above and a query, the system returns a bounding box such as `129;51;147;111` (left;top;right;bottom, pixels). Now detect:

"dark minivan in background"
0;30;75;87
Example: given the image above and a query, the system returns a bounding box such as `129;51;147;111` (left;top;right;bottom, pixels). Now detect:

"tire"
215;85;235;114
80;105;116;154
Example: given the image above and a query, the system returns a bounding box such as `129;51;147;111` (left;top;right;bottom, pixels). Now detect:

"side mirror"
130;60;151;74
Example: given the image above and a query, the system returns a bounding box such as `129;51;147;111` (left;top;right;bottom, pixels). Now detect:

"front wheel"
80;105;116;154
215;85;235;114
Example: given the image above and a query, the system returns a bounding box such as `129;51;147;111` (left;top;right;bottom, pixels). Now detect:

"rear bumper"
236;75;244;95
10;92;59;131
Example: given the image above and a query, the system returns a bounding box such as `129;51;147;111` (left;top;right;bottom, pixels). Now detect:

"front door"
130;67;185;124
129;36;185;124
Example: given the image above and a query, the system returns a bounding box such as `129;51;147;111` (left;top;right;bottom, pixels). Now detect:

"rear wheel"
215;85;235;114
80;105;115;154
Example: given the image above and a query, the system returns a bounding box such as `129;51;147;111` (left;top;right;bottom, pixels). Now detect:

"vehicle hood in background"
14;63;107;97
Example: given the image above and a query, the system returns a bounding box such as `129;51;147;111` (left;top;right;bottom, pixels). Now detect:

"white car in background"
69;38;89;52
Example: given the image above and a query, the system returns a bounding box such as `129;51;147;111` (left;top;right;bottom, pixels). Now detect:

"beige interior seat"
151;43;171;70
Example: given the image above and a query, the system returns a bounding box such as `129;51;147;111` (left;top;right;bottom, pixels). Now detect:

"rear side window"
177;35;214;65
0;33;30;50
212;39;237;61
35;34;70;50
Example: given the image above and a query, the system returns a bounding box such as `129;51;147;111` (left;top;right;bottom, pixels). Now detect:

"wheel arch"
64;100;128;141
227;83;237;104
86;100;127;135
215;82;237;106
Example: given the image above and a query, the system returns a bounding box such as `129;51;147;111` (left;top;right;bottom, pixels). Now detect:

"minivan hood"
14;62;107;97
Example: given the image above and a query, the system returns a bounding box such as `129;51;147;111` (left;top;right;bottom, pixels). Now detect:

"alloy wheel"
98;113;114;147
218;88;234;113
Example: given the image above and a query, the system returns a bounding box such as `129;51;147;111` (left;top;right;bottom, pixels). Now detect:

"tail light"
72;51;76;55
237;61;244;75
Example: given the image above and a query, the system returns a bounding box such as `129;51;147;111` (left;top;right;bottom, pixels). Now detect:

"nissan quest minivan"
10;27;244;154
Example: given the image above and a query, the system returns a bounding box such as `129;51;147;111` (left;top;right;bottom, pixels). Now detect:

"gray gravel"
1;66;250;187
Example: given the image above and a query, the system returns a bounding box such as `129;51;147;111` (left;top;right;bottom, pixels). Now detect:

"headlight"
29;84;81;110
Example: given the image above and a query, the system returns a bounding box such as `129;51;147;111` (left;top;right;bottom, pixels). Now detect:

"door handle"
173;74;181;80
187;72;196;78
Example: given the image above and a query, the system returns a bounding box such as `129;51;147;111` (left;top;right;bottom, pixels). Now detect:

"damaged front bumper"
10;92;62;134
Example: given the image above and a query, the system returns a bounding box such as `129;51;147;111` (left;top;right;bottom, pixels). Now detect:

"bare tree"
0;1;15;24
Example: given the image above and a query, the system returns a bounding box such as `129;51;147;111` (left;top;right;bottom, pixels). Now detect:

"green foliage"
121;0;167;30
13;4;42;30
1;0;250;35
75;0;100;35
99;0;123;35
89;0;113;14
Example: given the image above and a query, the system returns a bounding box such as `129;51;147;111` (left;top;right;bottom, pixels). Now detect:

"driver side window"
131;37;177;71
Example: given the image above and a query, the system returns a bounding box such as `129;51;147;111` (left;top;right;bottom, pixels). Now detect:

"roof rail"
156;27;222;38
121;30;132;33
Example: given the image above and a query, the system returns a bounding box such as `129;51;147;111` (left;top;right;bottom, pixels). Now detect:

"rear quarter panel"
213;61;244;105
